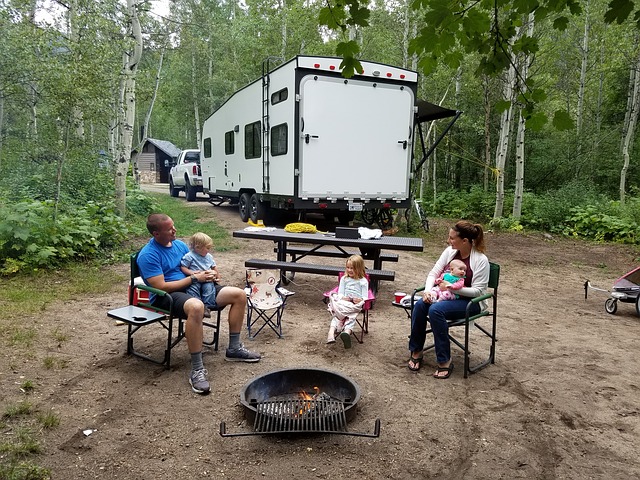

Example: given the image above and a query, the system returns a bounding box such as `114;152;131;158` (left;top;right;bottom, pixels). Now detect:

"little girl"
326;255;369;348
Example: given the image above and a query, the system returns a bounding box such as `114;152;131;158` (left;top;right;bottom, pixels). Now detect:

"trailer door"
298;75;414;200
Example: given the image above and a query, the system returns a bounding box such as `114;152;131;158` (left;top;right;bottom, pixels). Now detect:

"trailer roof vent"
372;70;381;77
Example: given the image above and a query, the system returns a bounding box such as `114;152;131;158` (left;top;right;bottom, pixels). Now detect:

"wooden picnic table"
232;228;423;293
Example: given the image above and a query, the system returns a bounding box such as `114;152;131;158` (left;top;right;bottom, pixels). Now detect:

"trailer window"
271;88;288;105
270;123;287;156
225;131;234;155
244;121;261;159
203;138;211;158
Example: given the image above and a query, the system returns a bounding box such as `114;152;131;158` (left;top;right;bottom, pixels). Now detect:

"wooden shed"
132;138;181;184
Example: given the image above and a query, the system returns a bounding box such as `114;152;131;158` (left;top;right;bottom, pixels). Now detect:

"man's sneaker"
189;368;210;394
225;345;261;363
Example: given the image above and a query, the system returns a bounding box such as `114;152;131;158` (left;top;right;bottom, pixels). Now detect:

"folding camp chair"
407;262;500;378
323;272;375;344
107;251;223;369
245;269;294;338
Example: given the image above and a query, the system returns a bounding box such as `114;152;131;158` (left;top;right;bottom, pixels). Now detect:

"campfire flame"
297;387;320;415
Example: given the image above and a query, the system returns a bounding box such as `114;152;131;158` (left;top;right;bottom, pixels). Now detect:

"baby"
430;259;466;302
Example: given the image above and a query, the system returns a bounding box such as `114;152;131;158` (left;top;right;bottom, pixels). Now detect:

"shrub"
0;200;128;274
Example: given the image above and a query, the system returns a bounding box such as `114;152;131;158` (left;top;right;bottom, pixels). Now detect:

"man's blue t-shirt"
137;238;190;292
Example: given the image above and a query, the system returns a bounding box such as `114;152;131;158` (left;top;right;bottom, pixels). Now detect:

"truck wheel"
169;179;180;197
239;193;251;222
185;179;196;202
249;193;267;223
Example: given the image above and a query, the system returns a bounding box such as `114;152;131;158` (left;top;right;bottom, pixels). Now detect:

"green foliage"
564;205;640;243
519;181;606;232
562;197;640;243
0;200;128;274
431;186;496;223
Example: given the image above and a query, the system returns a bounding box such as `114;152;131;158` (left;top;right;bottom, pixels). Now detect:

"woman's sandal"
408;356;423;371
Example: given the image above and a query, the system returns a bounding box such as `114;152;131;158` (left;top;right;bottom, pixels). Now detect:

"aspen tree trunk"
512;14;534;219
576;1;589;166
114;0;143;216
280;0;287;59
191;49;201;147
0;94;4;169
620;48;640;204
620;36;638;157
493;63;515;220
512;111;525;218
483;77;491;191
142;47;164;144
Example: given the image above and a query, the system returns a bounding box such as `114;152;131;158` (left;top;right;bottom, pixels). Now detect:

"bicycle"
404;198;429;232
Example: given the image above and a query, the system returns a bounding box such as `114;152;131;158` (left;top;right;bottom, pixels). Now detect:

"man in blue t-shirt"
137;213;260;395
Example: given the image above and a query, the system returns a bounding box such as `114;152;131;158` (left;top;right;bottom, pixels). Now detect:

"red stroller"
585;265;640;316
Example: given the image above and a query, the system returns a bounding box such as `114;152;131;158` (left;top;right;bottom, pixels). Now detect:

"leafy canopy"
320;0;639;129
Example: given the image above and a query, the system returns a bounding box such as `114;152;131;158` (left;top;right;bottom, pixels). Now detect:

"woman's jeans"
409;298;481;364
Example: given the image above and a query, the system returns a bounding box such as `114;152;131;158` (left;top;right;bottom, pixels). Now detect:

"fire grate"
220;398;380;438
219;368;380;438
254;398;347;433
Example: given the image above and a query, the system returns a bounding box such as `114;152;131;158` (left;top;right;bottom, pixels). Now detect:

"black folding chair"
107;252;223;368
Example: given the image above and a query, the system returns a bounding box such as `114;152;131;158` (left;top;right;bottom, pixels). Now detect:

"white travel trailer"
200;55;458;225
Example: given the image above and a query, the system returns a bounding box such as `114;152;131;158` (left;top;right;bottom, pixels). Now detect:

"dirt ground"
4;191;640;479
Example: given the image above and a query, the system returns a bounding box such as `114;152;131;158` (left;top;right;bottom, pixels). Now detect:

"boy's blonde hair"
189;232;213;250
346;254;366;279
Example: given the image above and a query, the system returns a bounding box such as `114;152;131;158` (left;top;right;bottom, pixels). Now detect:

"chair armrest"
465;292;494;317
410;286;425;310
135;284;169;297
469;293;493;305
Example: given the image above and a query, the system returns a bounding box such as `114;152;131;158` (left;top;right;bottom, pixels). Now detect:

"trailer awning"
415;99;458;123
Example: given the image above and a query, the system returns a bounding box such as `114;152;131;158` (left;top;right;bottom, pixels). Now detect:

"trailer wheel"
185;179;197;202
249;193;267;223
239;193;251;222
636;295;640;317
169;179;180;197
605;298;618;315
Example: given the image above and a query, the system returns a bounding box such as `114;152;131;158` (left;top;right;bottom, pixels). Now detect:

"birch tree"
512;14;536;219
114;0;143;216
620;44;640;204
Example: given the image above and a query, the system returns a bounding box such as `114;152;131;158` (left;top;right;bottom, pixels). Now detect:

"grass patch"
146;193;235;251
19;381;34;394
3;402;32;418
42;357;69;370
37;411;60;429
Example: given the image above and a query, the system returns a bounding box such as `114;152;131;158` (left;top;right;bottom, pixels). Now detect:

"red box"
128;282;150;306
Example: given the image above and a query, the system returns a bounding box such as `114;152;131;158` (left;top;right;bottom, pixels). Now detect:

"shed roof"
146;138;181;158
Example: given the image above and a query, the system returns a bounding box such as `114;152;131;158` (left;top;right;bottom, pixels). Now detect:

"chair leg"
203;309;222;351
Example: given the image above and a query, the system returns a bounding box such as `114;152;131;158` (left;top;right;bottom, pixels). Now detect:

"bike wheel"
361;209;377;226
376;209;393;230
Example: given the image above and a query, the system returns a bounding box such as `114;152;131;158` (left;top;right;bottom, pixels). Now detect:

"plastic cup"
394;292;406;303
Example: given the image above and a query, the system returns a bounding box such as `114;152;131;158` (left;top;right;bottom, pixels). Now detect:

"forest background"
2;0;640;273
